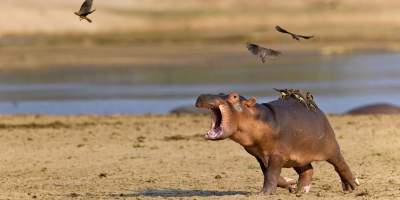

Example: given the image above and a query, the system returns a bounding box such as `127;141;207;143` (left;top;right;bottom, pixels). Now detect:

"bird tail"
85;17;92;23
299;35;314;40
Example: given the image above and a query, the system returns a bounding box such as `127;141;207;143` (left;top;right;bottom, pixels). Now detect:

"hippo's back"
346;103;400;115
263;98;339;160
263;98;335;142
264;98;328;126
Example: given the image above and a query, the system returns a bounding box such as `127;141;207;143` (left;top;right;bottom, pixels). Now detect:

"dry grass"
1;0;400;47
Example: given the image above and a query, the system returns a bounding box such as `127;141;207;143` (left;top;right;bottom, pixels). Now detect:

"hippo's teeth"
355;178;360;186
303;185;311;193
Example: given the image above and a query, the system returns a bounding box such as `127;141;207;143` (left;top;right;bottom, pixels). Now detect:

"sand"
0;114;399;199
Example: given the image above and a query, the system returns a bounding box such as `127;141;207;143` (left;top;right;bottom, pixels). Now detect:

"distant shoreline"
0;42;399;70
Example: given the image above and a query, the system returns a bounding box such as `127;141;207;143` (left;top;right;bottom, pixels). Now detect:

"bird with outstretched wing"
275;25;314;41
74;0;96;23
246;43;281;63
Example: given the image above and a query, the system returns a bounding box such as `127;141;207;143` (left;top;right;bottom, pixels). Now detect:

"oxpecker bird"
246;43;281;63
275;25;314;41
74;0;96;23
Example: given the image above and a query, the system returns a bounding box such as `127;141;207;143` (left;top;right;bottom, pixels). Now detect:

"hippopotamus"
195;92;359;195
345;103;400;115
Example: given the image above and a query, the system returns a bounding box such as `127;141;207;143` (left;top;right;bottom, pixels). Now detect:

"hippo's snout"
195;94;225;108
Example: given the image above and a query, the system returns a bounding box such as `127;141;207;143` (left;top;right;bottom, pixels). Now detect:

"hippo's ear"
244;97;257;107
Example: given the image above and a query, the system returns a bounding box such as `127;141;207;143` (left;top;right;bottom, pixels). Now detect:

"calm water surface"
0;52;399;114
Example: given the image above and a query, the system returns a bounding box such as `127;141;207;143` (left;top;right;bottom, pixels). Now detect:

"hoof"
288;184;297;193
260;188;277;195
341;179;358;192
295;184;311;194
258;191;275;195
302;185;311;193
355;178;360;186
283;177;297;193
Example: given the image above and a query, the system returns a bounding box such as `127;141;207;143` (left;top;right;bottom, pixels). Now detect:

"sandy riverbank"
0;114;399;199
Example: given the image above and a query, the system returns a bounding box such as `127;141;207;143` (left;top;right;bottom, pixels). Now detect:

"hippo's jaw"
199;104;233;140
195;93;240;140
206;106;225;140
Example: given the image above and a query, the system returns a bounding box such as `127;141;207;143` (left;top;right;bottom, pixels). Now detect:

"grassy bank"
1;0;400;48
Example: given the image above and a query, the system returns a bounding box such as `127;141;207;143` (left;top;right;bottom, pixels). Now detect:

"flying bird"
246;43;281;63
74;0;96;23
275;25;314;41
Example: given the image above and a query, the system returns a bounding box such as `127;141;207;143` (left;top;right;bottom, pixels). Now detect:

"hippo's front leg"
256;157;296;193
262;155;284;194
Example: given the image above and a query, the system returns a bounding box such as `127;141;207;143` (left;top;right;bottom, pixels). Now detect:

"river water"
0;52;399;114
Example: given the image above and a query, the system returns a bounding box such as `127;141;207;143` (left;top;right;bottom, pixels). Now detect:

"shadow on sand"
114;189;250;198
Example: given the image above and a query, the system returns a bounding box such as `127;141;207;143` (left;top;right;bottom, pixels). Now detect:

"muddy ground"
0;114;399;199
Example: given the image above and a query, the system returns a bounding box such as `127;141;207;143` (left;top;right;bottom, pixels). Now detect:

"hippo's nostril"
195;95;207;108
195;94;221;108
195;102;202;108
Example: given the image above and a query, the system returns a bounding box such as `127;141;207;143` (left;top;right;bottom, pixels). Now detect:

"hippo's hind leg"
294;164;314;193
279;176;297;193
255;157;296;193
327;153;360;192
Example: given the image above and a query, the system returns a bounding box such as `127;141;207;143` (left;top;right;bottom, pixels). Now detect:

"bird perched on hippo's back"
274;88;318;111
74;0;96;23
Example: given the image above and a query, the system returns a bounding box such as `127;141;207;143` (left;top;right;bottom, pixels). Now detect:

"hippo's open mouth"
206;106;225;140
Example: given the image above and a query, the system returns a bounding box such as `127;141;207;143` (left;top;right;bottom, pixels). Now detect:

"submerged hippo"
195;92;359;194
346;103;400;115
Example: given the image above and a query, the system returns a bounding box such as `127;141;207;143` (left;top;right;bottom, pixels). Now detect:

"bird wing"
277;26;314;41
310;101;318;108
246;43;260;55
264;48;281;56
84;17;92;23
275;25;291;34
79;0;93;14
297;35;314;40
274;88;287;94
